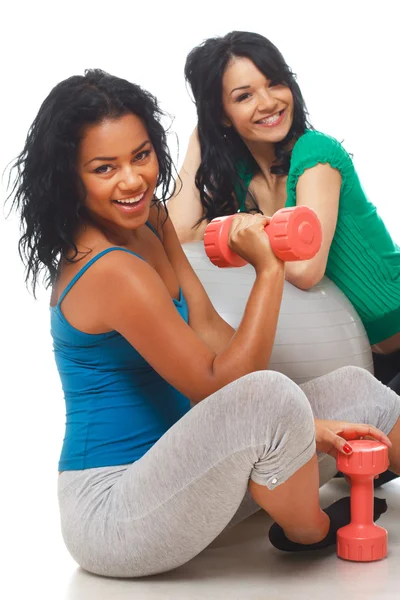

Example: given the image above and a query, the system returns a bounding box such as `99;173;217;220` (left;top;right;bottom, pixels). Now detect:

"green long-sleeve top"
236;130;400;344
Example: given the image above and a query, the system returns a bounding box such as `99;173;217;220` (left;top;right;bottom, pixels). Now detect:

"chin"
124;212;149;229
261;127;291;144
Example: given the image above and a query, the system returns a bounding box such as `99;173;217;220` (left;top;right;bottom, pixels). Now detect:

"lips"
112;190;148;215
255;109;285;126
113;191;146;205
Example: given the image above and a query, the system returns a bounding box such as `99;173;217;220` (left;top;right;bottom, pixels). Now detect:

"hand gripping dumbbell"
336;440;389;562
203;206;322;268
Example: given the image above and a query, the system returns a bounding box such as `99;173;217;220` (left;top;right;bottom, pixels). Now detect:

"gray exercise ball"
183;241;373;384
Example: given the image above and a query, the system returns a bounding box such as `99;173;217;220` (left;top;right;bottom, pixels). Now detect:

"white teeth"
116;193;145;204
258;112;281;125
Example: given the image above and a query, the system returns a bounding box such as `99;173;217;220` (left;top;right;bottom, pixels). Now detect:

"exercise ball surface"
183;242;373;384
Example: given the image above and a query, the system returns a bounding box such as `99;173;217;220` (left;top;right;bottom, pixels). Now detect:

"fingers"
229;213;247;234
339;423;392;448
326;430;354;456
326;423;392;459
230;213;270;234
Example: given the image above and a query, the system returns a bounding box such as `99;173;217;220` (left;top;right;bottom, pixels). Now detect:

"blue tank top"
51;240;191;471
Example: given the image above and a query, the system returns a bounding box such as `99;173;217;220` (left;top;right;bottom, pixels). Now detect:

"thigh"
59;423;256;578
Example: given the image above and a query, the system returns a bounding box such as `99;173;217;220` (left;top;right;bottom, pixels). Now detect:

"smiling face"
222;56;294;147
78;113;159;233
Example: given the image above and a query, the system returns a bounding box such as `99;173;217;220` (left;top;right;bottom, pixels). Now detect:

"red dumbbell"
203;206;322;268
336;440;389;562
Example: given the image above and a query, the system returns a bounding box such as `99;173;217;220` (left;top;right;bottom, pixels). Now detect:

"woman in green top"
168;31;400;402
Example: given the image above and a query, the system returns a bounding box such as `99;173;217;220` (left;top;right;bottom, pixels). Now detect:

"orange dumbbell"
336;440;389;562
203;206;322;268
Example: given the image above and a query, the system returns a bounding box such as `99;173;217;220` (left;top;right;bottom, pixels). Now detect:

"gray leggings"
58;367;400;578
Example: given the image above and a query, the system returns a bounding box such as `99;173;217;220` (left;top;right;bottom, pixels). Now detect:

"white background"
0;1;399;597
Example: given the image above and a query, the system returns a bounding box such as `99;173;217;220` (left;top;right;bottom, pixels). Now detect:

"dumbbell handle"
350;476;375;525
204;206;322;268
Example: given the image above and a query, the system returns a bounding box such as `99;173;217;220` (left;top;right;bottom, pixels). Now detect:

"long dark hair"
8;69;175;295
184;31;312;223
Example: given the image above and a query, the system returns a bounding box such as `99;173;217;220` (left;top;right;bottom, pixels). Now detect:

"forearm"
210;264;285;386
179;133;201;183
174;155;200;205
168;130;205;243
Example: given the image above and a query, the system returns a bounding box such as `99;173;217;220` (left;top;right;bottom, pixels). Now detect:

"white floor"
5;475;400;600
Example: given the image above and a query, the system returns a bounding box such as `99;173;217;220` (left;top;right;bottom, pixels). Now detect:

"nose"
118;165;143;191
257;88;278;114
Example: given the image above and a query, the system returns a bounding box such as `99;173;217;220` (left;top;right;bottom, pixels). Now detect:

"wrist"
255;260;285;279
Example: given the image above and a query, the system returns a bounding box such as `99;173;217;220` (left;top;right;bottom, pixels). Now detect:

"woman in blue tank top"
9;69;400;578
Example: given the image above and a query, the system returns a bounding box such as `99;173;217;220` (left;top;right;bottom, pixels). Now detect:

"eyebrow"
230;85;250;96
84;140;150;166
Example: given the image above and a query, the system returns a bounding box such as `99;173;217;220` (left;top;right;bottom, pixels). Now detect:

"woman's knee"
321;365;375;388
331;366;400;432
249;369;312;407
233;370;315;439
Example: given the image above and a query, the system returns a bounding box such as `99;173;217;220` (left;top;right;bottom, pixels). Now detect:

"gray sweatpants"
58;367;400;578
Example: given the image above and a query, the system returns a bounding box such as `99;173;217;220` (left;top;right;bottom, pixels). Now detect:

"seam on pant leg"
116;433;316;525
115;436;313;523
115;443;259;523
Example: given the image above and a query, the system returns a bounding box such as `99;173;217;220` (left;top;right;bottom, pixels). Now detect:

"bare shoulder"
53;242;158;334
86;246;154;291
58;242;155;307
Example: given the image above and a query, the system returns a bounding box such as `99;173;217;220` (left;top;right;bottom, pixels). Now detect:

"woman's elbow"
286;266;325;290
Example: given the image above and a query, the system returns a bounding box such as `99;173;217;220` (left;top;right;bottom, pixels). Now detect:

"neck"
78;218;141;248
246;140;278;183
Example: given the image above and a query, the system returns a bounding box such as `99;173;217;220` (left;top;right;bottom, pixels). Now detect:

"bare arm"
94;216;284;404
285;163;341;290
168;128;207;243
161;208;235;353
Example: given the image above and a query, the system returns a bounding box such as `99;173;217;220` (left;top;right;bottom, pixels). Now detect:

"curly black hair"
8;69;175;295
184;31;312;223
